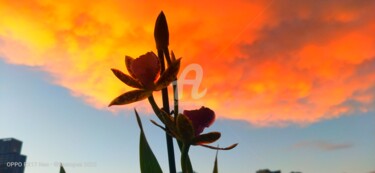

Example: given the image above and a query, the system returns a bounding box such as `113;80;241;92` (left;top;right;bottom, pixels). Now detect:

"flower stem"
172;80;178;120
148;95;163;121
158;49;176;173
167;48;195;172
181;144;193;173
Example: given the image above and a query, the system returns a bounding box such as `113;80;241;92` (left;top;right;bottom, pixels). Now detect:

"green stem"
172;81;178;121
181;144;193;173
169;59;194;172
158;49;176;173
148;95;163;121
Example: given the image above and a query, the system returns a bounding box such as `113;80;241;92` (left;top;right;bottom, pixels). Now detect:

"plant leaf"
111;68;143;89
108;90;152;106
150;119;167;131
59;164;66;173
155;58;181;90
193;132;221;145
213;150;219;173
135;109;163;173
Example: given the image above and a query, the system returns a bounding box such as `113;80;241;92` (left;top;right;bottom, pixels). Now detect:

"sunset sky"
1;0;375;173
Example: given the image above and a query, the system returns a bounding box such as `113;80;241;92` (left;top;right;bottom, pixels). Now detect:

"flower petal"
200;143;238;150
176;113;195;143
171;51;176;62
111;68;143;89
183;107;215;136
108;90;152;106
132;52;161;89
155;58;181;90
192;132;221;145
125;55;137;79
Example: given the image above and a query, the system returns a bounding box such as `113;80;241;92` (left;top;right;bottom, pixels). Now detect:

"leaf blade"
213;150;218;173
135;109;163;173
59;164;66;173
109;90;151;106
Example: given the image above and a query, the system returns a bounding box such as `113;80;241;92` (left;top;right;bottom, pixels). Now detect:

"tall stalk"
154;11;176;173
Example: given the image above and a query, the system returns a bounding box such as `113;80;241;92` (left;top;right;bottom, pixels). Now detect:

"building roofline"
0;138;22;142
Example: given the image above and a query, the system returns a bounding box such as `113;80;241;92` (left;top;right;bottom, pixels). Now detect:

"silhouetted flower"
109;51;180;106
184;107;215;136
152;106;237;150
126;52;161;89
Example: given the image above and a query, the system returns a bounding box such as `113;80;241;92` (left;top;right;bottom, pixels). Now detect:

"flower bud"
154;11;169;50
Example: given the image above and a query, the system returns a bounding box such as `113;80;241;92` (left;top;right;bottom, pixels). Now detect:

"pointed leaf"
213;150;218;173
150;119;167;131
150;119;180;139
111;68;143;89
59;164;66;173
134;109;163;173
155;58;181;90
134;109;144;130
193;132;221;145
109;90;151;106
201;143;238;150
176;113;195;142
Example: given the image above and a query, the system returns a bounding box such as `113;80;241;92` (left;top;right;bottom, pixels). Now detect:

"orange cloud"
1;0;374;126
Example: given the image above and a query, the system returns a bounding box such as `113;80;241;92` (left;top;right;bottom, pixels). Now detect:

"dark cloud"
239;0;375;62
293;140;353;151
355;57;375;76
240;18;351;61
329;85;375;115
270;0;375;21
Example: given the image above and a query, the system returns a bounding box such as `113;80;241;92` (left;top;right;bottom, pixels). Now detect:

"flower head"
183;107;215;136
109;51;181;106
126;52;160;89
151;106;237;150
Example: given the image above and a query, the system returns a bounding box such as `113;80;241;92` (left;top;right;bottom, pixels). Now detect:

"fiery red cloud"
1;0;374;126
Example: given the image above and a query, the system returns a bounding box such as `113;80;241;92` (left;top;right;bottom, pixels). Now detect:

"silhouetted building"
0;138;27;173
256;169;281;173
256;169;302;173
